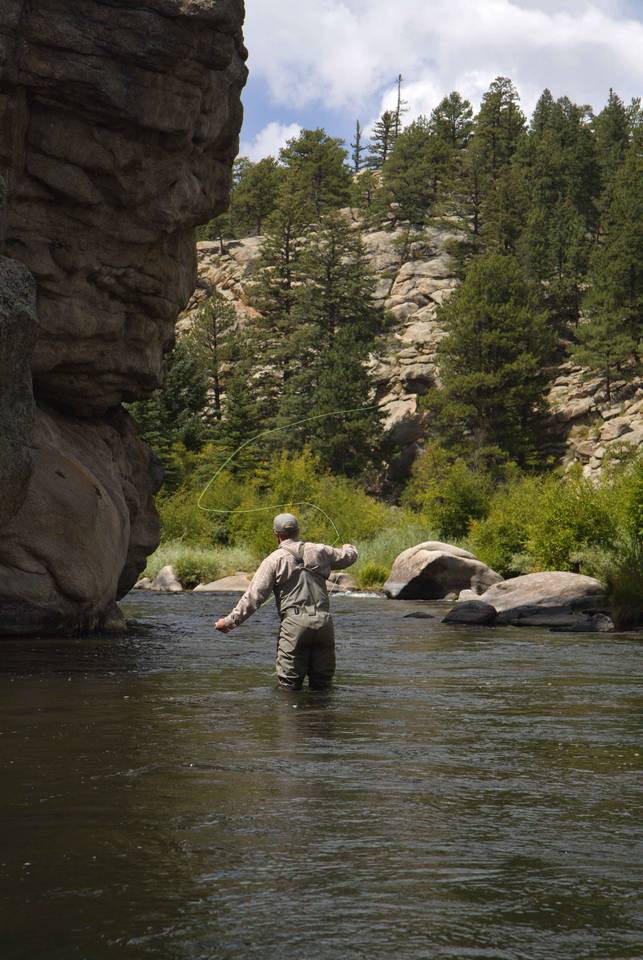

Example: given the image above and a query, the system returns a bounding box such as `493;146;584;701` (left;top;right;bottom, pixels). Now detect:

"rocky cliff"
187;214;642;477
0;0;246;635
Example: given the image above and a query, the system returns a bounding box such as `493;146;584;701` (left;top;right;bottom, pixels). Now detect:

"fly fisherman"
215;514;358;690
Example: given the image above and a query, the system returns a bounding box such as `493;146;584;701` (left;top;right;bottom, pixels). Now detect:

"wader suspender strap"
274;543;329;616
273;542;305;615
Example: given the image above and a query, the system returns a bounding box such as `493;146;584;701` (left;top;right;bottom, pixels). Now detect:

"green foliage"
429;91;474;149
280;128;352;216
573;147;642;396
525;475;615;571
469;457;643;599
355;562;390;589
144;542;258;588
367;110;398;169
402;445;493;539
382;118;450;224
233;156;284;235
475;76;526;176
468;475;543;576
427;253;555;466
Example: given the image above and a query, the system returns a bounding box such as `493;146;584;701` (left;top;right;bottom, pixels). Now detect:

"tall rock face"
188;214;642;479
0;0;247;635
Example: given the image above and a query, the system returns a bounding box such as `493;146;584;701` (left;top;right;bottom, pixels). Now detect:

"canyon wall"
0;0;247;634
187;213;642;478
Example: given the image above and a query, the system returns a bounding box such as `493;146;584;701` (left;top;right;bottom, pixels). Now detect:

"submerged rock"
443;601;498;626
478;572;607;626
384;541;502;600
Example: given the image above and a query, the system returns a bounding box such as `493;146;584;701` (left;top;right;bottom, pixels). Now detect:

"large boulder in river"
383;542;502;600
478;572;607;626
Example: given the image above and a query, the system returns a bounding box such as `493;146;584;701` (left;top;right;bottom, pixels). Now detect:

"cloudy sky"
239;0;643;160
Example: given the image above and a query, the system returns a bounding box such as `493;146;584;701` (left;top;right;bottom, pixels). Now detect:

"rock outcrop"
548;364;642;480
383;541;502;601
0;256;37;529
186;215;642;476
0;1;247;635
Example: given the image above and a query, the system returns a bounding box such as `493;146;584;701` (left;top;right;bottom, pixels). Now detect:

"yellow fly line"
196;405;380;546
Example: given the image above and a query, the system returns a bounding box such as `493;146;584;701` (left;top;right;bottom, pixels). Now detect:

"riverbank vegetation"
132;77;641;615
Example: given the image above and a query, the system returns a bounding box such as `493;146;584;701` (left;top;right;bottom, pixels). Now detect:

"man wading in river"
215;514;358;690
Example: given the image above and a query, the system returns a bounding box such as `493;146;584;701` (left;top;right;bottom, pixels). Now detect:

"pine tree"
307;330;384;477
475;76;526;176
530;89;555;135
593;89;630;186
296;211;382;343
351;120;365;173
233;157;284;236
393;74;409;140
382;118;450;224
428;253;555;465
351;169;382;221
280;127;351;216
367;110;397;169
573;147;642;398
480;164;529;254
216;330;269;472
429;91;474;149
184;291;238;422
247;189;313;406
445;138;490;268
128;339;209;480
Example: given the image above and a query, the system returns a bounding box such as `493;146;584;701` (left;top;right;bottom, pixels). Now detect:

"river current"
1;592;641;959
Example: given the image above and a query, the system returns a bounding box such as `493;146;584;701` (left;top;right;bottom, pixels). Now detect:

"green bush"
144;542;258;588
525;473;615;571
468;475;542;575
355;562;390;590
227;448;390;556
402;445;493;539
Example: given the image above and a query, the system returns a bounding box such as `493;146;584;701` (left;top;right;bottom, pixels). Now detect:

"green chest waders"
274;543;336;689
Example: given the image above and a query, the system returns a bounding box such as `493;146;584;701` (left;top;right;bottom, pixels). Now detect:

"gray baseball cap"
273;513;299;535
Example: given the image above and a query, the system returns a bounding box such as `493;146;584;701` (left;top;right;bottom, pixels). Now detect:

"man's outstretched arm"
327;544;358;571
215;556;277;633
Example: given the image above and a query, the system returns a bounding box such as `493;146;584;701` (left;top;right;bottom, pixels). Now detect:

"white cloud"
239;121;303;161
244;0;643;124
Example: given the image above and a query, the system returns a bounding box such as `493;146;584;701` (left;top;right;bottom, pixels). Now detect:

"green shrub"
467;476;541;575
525;474;615;571
402;445;493;539
578;536;643;629
144;542;258;588
355;562;390;589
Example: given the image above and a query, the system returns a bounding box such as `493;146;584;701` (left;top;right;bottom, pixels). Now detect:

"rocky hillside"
184;213;642;478
0;0;246;635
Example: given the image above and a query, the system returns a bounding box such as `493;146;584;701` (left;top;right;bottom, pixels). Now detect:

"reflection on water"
0;593;641;959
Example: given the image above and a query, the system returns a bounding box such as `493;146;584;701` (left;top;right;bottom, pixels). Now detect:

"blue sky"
238;0;643;160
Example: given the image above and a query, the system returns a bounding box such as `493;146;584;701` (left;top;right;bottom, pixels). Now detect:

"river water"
1;593;641;960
